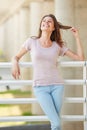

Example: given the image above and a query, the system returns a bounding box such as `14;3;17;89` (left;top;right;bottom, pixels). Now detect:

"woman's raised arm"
65;27;84;61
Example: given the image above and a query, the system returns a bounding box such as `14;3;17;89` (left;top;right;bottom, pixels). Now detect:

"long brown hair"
37;14;72;47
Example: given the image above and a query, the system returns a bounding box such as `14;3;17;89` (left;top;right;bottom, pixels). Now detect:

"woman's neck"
40;31;51;43
39;32;52;47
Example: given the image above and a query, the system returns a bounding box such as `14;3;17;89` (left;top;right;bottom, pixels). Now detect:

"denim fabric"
33;85;64;130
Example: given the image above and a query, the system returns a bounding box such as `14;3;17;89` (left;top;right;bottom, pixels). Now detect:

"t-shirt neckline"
37;39;55;49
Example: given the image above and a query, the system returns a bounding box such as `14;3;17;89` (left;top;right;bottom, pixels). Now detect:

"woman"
12;14;84;130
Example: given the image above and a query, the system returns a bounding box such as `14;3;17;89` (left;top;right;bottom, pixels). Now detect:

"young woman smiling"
12;14;84;130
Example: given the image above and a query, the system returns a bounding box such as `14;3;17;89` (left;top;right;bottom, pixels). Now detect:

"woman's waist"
33;74;63;82
33;78;64;87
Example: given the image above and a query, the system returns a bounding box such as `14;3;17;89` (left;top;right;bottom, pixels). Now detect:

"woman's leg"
51;85;64;115
33;86;63;130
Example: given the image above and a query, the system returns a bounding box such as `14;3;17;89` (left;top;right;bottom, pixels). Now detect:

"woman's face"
40;16;55;32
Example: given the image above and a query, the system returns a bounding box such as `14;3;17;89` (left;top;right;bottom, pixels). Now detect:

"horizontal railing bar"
0;61;86;68
60;61;85;67
0;115;85;122
62;115;85;121
0;98;85;104
0;62;32;68
65;80;85;85
0;116;48;122
0;98;37;104
0;80;32;86
0;80;85;86
0;62;11;68
65;97;86;103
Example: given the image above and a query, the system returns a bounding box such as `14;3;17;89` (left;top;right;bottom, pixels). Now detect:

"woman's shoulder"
22;37;38;51
25;36;37;43
29;36;38;42
54;41;67;48
53;41;60;49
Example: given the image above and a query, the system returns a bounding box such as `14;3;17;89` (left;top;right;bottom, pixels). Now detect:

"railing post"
83;61;87;130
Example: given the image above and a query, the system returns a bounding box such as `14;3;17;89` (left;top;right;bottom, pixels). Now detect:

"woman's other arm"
65;27;84;61
12;47;28;79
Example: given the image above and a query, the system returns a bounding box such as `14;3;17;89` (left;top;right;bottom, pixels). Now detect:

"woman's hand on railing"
11;58;20;80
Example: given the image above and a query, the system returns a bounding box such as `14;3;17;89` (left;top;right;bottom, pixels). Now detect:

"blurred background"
0;0;87;130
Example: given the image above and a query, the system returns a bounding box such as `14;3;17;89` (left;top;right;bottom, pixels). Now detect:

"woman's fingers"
11;62;21;79
70;27;77;32
12;68;20;79
15;72;20;79
70;27;79;37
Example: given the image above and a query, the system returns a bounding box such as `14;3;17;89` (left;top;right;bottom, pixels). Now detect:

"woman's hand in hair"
67;27;84;61
70;27;79;38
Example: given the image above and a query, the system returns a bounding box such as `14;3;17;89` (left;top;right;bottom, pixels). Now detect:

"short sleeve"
59;44;69;56
22;38;32;51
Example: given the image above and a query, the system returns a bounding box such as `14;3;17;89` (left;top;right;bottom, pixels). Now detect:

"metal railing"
0;61;87;129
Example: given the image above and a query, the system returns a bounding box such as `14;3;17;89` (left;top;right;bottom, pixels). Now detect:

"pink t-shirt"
22;37;68;87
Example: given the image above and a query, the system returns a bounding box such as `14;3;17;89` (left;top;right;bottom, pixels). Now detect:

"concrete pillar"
18;7;32;91
2;13;19;60
12;13;20;55
19;8;29;45
55;0;74;24
29;0;54;36
0;25;4;50
54;1;79;130
29;2;43;36
75;0;87;59
55;0;75;51
75;1;87;130
29;1;44;115
0;25;5;61
43;0;54;15
3;13;20;60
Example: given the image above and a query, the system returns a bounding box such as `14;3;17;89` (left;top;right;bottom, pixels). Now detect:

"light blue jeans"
33;84;64;130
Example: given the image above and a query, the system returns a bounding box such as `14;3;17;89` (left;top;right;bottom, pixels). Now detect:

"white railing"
0;61;87;130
